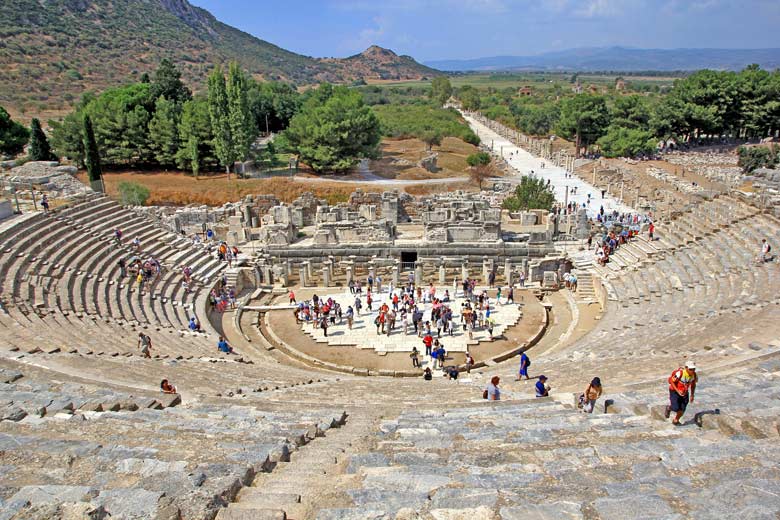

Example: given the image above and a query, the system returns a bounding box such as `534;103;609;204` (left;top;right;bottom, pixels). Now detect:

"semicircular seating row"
0;195;226;361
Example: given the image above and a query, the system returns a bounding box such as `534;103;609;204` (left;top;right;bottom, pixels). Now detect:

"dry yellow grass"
77;171;368;206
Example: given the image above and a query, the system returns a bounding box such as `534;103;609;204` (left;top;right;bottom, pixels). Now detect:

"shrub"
117;181;150;206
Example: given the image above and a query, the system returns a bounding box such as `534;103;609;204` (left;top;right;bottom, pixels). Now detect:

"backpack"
768;244;772;252
482;389;488;399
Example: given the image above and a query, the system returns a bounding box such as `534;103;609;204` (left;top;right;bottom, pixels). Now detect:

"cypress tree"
82;114;103;189
226;62;253;170
28;118;55;161
207;64;234;176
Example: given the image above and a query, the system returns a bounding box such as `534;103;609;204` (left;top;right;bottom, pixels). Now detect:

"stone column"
262;265;273;285
438;263;446;285
415;262;423;285
304;261;312;281
368;261;375;282
322;266;331;287
504;259;512;286
324;259;333;283
461;259;469;281
482;256;491;285
345;265;353;286
300;266;309;287
391;265;399;287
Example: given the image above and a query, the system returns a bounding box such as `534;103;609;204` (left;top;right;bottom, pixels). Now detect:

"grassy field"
371;137;478;180
368;72;680;90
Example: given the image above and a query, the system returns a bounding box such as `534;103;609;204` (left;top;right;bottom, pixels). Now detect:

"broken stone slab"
10;485;95;505
500;502;584;520
215;509;287;520
2;406;27;422
157;393;182;408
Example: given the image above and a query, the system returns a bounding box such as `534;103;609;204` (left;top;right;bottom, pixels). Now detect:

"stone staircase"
312;393;780;519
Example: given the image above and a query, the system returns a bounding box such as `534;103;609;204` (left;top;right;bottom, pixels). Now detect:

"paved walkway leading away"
462;113;635;219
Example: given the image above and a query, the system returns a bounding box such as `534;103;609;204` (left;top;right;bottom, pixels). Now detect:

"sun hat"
685;361;696;370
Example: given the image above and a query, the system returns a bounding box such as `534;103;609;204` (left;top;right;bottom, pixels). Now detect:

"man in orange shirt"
665;361;698;426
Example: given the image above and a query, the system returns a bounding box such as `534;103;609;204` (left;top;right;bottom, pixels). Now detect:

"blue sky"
190;0;780;61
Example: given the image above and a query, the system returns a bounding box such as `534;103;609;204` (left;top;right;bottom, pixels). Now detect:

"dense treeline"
50;59;301;175
460;65;780;158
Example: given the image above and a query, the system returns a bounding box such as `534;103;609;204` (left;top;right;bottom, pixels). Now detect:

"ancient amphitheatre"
2;2;780;520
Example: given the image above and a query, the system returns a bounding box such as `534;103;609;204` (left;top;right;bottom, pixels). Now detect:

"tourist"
517;351;530;380
41;194;49;213
113;228;123;245
376;275;382;293
580;377;602;414
118;257;127;279
348;280;355;294
423;367;433;381
485;376;501;400
760;238;772;263
189;316;201;332
410;346;420;368
446;366;459;380
423;332;434;356
217;336;234;354
346;306;354;329
465;352;474;373
160;379;177;394
648;221;655;240
366;292;373;311
354;296;362;315
569;272;578;292
288;289;296;305
367;274;374;291
321;316;329;337
535;375;550;397
665;361;697;426
138;332;152;358
488;271;496;287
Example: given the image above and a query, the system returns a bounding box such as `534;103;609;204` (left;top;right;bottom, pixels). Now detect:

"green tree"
0;106;29;156
28;118;56;161
149;58;191;105
608;95;652;130
283;84;381;173
738;145;778;173
148;96;181;167
247;80;302;133
420;129;442;151
557;94;610;156
82;114;103;189
502;175;555;212
177;97;215;177
430;76;453;106
466;152;491;167
226;62;255;174
597;127;656;158
458;86;481;111
207;64;235;175
117;181;150;206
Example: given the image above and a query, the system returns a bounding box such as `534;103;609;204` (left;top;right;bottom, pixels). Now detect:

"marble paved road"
462;112;636;219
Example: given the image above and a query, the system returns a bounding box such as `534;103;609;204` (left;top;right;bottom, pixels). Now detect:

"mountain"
329;46;440;81
426;47;780;72
0;0;437;119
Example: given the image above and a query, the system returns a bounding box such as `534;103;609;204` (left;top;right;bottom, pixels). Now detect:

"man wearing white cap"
665;361;698;426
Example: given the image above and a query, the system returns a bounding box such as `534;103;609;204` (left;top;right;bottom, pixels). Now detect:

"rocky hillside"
0;0;438;120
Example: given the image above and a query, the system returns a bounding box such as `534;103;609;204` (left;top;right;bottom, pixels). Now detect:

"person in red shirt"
648;222;655;240
665;361;698;425
423;333;434;356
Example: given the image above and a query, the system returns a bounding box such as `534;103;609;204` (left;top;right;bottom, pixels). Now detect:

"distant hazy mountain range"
425;47;780;72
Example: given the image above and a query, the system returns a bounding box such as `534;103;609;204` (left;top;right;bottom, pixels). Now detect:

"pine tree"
177;98;214;177
207;64;234;176
226;62;254;173
82;114;103;189
28;118;55;161
148;96;180;167
150;58;191;104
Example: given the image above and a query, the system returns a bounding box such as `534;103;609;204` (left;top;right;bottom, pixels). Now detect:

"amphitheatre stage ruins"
2;108;780;520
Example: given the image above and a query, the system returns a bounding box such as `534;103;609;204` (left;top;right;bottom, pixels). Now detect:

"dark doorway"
401;251;417;271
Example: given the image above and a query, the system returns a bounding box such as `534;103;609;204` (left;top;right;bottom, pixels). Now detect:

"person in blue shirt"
535;375;549;397
217;336;234;354
517;352;530;380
